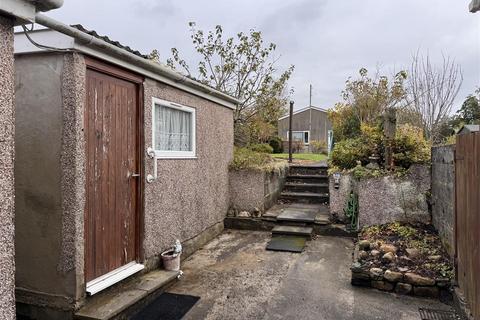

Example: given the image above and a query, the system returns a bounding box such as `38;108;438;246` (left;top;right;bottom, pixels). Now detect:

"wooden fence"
455;132;480;319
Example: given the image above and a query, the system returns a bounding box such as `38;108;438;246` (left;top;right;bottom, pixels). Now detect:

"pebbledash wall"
431;145;455;257
228;164;288;216
14;51;233;317
0;15;16;320
329;165;431;228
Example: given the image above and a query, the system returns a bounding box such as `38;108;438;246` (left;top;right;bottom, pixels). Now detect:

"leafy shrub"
310;140;327;154
229;147;272;170
393;124;431;168
268;136;284;153
248;143;274;154
330;138;370;169
290;140;303;153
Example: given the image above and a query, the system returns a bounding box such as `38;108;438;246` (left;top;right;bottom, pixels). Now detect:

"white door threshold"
86;262;145;296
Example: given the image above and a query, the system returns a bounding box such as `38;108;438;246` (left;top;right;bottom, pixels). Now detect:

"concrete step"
284;182;329;193
272;225;313;237
286;175;329;184
280;191;329;204
289;165;328;176
75;270;179;320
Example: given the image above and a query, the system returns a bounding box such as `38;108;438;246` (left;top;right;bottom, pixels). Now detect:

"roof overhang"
14;27;239;110
0;0;63;25
470;0;480;12
278;106;329;121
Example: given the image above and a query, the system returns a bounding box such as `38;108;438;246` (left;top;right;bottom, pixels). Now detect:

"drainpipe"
33;13;240;106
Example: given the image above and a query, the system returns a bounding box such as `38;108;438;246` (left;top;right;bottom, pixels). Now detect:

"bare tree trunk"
406;52;463;143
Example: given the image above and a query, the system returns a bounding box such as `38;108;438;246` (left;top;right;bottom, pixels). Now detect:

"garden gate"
455;131;480;319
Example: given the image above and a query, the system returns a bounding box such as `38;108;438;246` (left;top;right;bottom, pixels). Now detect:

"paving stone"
384;270;403;282
404;273;435;286
272;225;313;236
277;209;316;223
395;283;413;295
413;286;439;298
371;280;394;291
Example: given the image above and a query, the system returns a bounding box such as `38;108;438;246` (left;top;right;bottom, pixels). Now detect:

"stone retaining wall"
431;145;455;257
229;164;288;216
351;245;451;299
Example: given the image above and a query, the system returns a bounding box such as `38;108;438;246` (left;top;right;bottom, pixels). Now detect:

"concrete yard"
167;230;454;320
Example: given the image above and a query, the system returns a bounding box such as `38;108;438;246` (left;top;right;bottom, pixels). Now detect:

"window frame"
151;97;197;159
286;130;310;145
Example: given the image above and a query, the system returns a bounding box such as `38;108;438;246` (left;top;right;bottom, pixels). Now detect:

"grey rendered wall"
143;79;234;263
278;108;332;143
14;53;86;313
431;145;455;257
358;165;431;228
0;14;16;320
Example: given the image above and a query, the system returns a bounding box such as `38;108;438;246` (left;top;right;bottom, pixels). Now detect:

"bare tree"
407;52;463;143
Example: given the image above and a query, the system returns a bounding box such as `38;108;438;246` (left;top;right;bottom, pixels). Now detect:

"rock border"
351;244;452;299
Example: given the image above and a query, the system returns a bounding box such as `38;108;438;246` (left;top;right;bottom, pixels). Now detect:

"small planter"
161;249;181;271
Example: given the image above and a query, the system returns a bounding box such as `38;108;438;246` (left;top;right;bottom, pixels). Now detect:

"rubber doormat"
418;308;460;320
266;235;307;253
131;292;200;320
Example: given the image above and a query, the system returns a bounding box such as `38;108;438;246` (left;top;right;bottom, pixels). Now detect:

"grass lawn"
271;153;328;162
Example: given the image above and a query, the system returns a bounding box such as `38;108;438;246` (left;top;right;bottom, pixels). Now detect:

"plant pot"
161;249;181;271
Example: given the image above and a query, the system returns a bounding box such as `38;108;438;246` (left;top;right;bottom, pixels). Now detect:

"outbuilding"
14;17;237;318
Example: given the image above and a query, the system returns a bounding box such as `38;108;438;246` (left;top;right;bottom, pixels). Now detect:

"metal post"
288;101;294;163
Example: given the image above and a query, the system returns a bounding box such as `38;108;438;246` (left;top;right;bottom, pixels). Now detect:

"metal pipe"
34;13;240;106
288;101;294;163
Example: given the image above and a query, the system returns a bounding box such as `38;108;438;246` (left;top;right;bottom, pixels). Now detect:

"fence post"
288;101;294;163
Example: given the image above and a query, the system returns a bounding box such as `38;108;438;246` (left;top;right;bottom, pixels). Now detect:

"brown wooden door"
85;66;141;283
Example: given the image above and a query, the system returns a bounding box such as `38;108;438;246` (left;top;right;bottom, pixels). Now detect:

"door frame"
84;56;145;282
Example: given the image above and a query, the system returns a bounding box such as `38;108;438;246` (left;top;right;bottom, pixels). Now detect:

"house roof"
14;21;239;109
278;106;329;121
70;24;149;59
458;124;480;135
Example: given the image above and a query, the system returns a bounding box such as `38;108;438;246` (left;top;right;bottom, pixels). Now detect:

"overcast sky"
47;0;479;112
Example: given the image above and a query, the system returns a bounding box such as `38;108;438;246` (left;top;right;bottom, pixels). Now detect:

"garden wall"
329;165;431;228
358;165;431;228
431;145;455;257
229;164;288;216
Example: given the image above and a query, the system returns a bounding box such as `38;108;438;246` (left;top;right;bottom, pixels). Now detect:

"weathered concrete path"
167;230;453;320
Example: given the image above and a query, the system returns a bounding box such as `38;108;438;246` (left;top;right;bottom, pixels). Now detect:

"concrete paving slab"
266;235;307;252
277;209;317;223
272;225;313;236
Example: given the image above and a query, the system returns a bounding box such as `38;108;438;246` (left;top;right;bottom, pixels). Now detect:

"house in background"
277;106;332;152
14;19;237;319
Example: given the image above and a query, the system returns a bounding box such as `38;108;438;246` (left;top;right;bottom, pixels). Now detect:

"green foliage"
229;147;272;170
167;22;294;146
331;138;369;169
310;140;327;154
268;136;283;153
393;124;431;168
341;68;407;125
328;103;361;142
456;92;480;124
248;143;273;154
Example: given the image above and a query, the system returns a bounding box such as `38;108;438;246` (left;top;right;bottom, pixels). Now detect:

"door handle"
131;173;140;178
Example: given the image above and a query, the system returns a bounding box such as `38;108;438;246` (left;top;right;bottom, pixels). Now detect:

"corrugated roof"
70;24;149;59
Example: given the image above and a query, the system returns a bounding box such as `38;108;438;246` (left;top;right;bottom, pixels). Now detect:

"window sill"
155;156;198;160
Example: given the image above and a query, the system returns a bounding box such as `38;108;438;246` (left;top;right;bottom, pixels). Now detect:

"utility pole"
309;84;312;152
288;101;294;163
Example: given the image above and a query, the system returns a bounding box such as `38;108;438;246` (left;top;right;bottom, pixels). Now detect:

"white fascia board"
75;43;237;110
0;0;36;25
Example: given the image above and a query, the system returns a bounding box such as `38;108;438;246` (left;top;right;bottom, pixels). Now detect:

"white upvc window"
287;131;310;144
152;98;196;159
